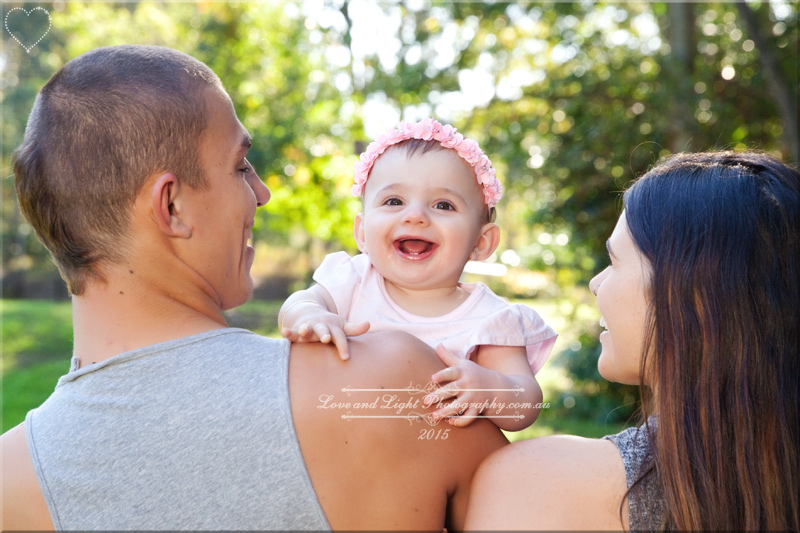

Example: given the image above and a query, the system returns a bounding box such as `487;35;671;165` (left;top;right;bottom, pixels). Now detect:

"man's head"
13;45;222;294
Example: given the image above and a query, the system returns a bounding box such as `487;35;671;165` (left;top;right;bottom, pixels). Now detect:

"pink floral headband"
352;118;503;208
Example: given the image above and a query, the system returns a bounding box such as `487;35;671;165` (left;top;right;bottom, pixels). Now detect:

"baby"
280;119;557;430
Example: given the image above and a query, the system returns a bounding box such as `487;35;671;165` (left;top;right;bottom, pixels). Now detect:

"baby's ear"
472;223;500;261
151;172;192;239
354;212;368;254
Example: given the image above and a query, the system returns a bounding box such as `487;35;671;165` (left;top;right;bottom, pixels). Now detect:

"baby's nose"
402;204;429;224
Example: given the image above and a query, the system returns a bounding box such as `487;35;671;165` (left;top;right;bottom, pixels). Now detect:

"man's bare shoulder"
288;331;508;530
289;330;447;395
1;422;54;530
466;434;629;530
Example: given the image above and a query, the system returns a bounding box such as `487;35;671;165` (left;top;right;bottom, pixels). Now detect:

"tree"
3;1;795;298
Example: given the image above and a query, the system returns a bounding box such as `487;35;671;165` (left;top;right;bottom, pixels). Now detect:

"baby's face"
354;147;488;293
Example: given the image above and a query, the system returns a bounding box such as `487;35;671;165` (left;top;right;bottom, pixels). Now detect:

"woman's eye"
434;201;455;210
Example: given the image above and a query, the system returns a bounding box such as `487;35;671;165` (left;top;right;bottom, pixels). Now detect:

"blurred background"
2;1;797;438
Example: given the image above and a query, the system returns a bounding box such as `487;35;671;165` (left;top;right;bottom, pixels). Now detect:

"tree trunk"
665;3;696;153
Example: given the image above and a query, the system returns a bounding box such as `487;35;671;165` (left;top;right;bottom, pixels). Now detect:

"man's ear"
354;212;368;254
472;223;500;261
151;173;192;239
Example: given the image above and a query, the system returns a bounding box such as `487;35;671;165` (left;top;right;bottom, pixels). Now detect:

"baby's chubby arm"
279;284;370;360
424;345;543;431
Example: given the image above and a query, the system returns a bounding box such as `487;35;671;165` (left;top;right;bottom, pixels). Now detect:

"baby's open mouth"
396;239;434;255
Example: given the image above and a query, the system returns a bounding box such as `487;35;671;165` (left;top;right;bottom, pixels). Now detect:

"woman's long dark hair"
623;151;799;530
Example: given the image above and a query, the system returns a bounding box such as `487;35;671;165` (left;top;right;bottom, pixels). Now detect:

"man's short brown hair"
13;45;222;294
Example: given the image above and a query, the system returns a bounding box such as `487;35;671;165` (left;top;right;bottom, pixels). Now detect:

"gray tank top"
25;328;330;530
604;423;665;530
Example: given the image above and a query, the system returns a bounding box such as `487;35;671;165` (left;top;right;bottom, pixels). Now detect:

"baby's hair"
352;119;502;220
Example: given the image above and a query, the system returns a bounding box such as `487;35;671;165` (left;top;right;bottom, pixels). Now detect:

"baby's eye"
383;197;403;206
434;200;455;211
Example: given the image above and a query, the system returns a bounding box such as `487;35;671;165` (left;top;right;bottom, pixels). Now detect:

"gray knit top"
604;423;665;530
26;329;330;530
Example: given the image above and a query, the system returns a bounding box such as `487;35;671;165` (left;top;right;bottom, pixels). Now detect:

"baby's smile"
395;238;435;257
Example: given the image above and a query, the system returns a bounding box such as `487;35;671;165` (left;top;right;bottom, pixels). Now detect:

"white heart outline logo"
5;7;52;53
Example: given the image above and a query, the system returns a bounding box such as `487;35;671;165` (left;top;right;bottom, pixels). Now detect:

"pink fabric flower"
441;131;464;150
352;118;503;207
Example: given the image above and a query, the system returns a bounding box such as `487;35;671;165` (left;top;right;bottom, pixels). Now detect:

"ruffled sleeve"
311;252;366;318
463;303;557;374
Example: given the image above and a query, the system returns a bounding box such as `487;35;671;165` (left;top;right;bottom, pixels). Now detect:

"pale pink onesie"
313;252;558;373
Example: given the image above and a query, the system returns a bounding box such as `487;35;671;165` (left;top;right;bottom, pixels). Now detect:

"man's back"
3;329;506;530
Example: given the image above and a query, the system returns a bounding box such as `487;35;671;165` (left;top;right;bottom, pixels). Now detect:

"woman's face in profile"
589;211;652;385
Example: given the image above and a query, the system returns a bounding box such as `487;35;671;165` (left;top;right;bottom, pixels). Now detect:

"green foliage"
3;1;796;289
508;411;628;442
548;331;640;425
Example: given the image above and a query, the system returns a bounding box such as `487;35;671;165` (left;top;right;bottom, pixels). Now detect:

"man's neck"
71;267;228;367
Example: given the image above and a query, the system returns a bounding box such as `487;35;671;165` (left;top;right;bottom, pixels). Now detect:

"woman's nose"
589;268;608;296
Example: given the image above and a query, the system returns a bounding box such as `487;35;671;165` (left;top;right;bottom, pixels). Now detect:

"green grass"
2;299;75;431
2;298;624;439
3;360;69;431
1;299;74;373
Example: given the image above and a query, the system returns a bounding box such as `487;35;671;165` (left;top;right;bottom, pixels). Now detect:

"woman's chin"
597;347;638;386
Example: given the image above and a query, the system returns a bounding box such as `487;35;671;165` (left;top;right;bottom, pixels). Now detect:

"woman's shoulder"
465;435;629;530
480;434;625;483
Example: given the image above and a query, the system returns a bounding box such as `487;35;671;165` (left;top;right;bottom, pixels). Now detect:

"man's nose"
248;172;270;207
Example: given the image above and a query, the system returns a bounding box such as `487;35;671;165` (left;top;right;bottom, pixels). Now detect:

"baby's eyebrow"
423;186;469;202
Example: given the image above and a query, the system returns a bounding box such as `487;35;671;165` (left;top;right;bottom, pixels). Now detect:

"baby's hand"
281;304;369;360
423;345;499;427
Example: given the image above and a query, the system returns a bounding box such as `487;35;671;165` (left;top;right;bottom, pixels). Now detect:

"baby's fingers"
343;321;370;337
431;397;472;422
329;328;351;361
312;323;333;344
431;365;461;384
296;323;319;341
448;406;480;427
282;326;319;344
423;383;458;406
